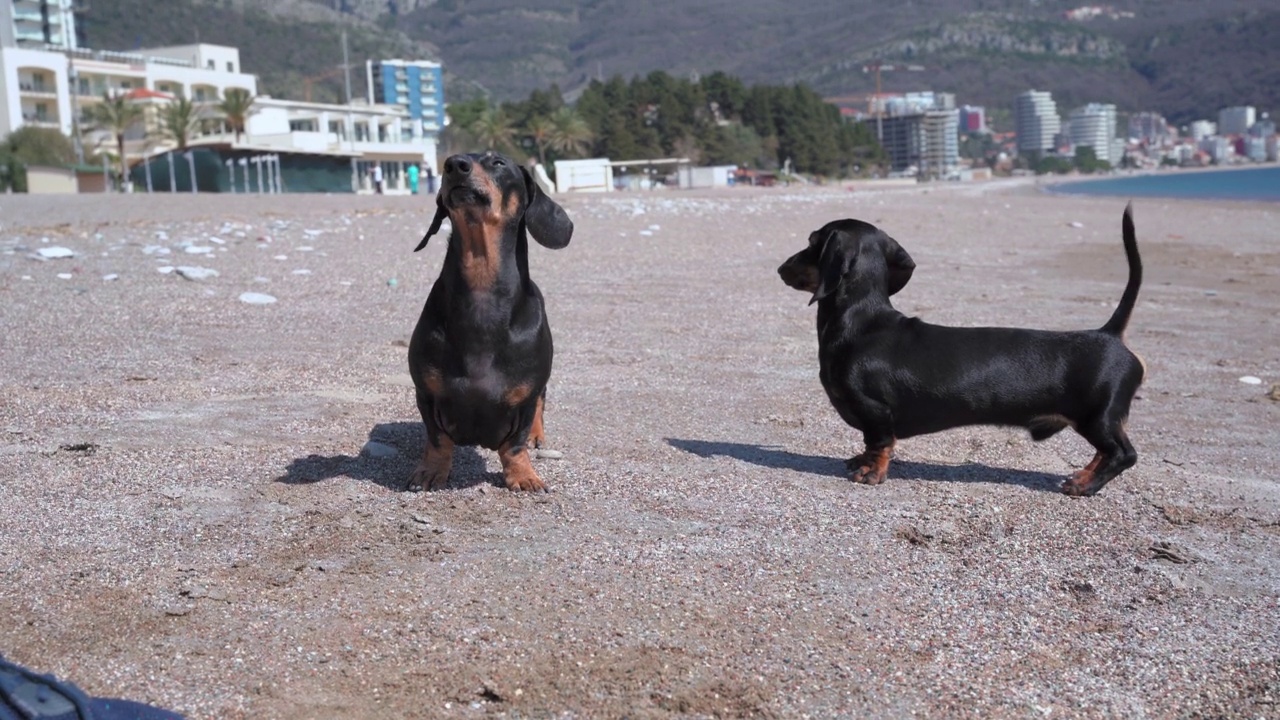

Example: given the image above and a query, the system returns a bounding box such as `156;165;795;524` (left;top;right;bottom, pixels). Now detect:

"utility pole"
67;57;84;165
342;26;358;191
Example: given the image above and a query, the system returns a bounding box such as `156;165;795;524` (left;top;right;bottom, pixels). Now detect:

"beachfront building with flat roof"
366;58;444;144
2;36;438;192
1014;90;1061;155
0;42;257;141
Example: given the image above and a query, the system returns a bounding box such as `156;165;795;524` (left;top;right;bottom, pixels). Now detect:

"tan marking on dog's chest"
504;383;533;406
452;219;502;291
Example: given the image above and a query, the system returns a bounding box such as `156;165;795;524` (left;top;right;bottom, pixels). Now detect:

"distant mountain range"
86;0;1279;128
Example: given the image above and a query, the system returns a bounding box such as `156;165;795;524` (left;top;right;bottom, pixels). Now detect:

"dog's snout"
444;155;472;176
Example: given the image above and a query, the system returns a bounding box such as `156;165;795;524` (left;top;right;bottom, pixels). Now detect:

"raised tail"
1100;202;1142;336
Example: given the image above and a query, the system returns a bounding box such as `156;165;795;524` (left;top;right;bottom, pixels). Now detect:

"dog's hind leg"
847;439;896;485
1062;410;1137;497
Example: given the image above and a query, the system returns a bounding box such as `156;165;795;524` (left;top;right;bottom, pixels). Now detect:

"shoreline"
1044;162;1280;202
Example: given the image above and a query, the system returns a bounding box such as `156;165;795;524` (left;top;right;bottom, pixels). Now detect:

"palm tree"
468;107;514;153
84;91;145;191
218;88;255;144
159;95;203;151
525;115;553;165
549;107;594;158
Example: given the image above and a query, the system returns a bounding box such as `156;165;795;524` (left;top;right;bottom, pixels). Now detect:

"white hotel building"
1;4;438;192
1067;102;1118;164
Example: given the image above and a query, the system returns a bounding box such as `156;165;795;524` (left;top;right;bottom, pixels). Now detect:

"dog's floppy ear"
882;234;915;296
413;192;447;252
810;229;853;305
521;166;573;249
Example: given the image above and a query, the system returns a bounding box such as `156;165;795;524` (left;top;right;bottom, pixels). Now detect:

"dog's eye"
492;158;506;167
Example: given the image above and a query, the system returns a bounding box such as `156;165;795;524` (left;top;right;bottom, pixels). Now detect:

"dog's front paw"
504;469;547;492
499;446;548;492
407;461;450;492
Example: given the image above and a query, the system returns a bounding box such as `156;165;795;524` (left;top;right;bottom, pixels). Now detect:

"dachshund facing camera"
778;206;1145;496
408;152;573;492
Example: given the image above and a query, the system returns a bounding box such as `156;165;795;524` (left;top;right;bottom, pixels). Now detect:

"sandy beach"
1;181;1277;718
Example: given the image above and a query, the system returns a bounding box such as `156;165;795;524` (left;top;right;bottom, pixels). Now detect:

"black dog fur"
407;152;573;492
778;206;1145;496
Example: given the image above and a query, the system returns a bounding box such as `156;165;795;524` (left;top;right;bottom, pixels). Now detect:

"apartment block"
366;58;443;142
0;0;83;50
959;104;987;134
1068;102;1117;163
1217;106;1255;136
862;108;960;180
0;43;257;139
1188;120;1216;141
1128;111;1169;144
1014;90;1060;154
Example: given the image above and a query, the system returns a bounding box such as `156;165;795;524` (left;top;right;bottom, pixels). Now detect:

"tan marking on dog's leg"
1062;452;1103;495
1133;349;1148;383
410;434;454;491
421;368;444;396
499;442;545;492
848;441;895;485
528;394;546;449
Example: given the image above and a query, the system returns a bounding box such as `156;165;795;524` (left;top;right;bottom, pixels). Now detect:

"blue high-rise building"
366;58;444;144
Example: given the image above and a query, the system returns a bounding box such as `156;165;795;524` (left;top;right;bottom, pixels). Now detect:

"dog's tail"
1100;203;1142;337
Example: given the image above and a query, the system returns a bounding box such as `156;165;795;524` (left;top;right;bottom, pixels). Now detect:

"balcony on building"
17;70;58;96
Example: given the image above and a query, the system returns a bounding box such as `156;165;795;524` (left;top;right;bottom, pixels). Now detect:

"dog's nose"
444;155;472;176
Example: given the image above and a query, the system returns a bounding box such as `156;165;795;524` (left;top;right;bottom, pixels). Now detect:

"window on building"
328;121;346;139
35;103;49;121
207;60;215;70
289;119;317;132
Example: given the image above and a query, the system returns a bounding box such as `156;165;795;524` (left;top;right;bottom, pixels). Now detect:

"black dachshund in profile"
778;206;1144;496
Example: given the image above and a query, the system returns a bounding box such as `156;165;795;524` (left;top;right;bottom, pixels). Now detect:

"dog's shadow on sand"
274;422;502;491
665;438;1063;493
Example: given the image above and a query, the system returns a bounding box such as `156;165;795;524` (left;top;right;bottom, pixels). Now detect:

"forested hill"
85;0;1279;126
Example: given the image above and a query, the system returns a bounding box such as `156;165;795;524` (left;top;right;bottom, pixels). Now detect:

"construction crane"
302;66;346;102
862;61;927;141
862;62;927;117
